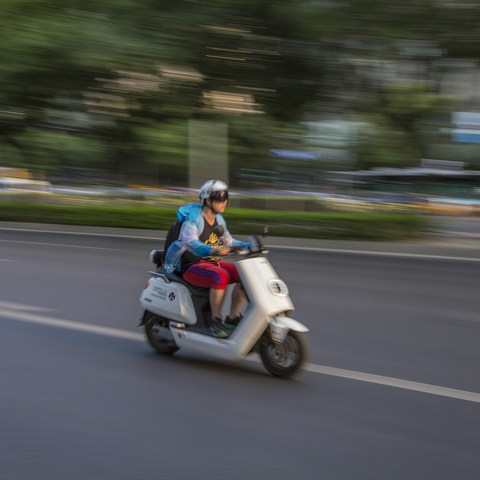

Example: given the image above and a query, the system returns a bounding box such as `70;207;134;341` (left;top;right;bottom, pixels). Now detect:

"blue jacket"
164;203;248;273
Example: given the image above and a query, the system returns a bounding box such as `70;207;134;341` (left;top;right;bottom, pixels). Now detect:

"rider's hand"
213;246;231;256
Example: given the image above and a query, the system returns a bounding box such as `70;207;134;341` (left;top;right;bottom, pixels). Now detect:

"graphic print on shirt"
181;218;221;274
204;231;220;261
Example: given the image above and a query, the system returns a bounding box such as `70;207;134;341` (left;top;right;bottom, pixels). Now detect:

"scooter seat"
165;271;210;298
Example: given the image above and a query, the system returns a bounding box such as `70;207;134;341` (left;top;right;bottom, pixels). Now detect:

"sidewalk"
1;221;479;260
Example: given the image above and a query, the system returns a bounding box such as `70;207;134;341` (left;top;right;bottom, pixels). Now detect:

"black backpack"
160;220;183;265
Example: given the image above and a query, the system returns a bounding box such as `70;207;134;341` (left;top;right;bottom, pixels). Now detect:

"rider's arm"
221;228;249;249
181;221;217;257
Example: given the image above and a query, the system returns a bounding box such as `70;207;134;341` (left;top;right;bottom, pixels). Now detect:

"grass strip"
0;201;430;240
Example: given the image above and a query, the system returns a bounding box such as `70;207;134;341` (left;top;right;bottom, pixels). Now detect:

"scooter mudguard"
270;315;309;342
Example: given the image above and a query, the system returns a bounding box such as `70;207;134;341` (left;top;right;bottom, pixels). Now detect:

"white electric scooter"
139;229;309;377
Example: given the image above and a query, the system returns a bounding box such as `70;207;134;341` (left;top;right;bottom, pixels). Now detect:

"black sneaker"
210;317;229;338
224;314;243;331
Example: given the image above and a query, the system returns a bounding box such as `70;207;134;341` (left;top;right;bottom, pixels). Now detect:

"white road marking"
304;364;480;404
273;245;480;263
1;303;479;404
0;300;55;312
2;225;479;261
0;226;159;241
0;304;143;341
0;239;125;251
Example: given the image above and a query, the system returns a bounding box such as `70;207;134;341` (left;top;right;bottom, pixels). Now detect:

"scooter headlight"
268;278;289;296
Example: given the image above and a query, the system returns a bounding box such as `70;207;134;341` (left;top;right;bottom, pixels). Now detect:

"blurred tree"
0;0;331;183
2;0;480;185
133;120;188;185
354;122;419;171
227;115;279;187
0;1;129;171
13;129;109;174
353;84;451;169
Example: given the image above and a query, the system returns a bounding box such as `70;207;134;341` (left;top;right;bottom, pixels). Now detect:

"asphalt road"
1;225;479;480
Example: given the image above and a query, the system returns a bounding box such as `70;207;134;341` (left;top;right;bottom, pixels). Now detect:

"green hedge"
0;201;430;240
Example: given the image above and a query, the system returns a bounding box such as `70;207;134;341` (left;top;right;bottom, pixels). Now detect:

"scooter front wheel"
143;311;179;355
259;330;308;378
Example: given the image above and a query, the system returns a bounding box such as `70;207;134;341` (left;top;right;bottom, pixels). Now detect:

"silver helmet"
199;179;229;203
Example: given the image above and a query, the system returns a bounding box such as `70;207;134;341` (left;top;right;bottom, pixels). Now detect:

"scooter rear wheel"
259;330;308;378
144;311;179;355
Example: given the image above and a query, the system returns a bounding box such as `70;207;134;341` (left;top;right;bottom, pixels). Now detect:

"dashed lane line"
1;303;479;404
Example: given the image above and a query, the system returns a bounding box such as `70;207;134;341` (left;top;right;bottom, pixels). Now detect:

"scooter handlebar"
248;235;262;253
227;236;267;258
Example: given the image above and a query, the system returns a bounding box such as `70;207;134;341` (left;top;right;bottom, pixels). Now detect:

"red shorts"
183;261;240;290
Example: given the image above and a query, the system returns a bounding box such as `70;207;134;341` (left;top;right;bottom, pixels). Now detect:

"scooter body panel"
171;307;271;361
140;276;197;325
170;327;240;360
236;257;294;317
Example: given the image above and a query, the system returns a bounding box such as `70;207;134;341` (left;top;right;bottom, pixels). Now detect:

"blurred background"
1;0;480;213
3;5;480;479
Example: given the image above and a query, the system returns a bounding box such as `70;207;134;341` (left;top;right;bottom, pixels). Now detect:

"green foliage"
377;84;450;133
353;84;451;169
0;201;429;240
133;121;189;185
1;0;480;184
354;124;419;170
9;129;109;173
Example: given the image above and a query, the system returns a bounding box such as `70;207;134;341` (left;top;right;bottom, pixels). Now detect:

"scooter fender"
270;316;309;343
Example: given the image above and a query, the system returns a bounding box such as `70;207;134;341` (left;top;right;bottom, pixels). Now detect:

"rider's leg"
209;288;226;319
229;283;246;319
216;261;246;320
183;262;230;337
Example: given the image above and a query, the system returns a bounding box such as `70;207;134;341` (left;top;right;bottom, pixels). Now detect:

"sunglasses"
210;190;229;202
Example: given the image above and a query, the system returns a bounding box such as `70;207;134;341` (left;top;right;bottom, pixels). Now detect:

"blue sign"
452;112;480;143
269;150;321;161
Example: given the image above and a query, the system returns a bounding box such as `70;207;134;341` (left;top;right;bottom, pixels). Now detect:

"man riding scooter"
164;180;249;338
